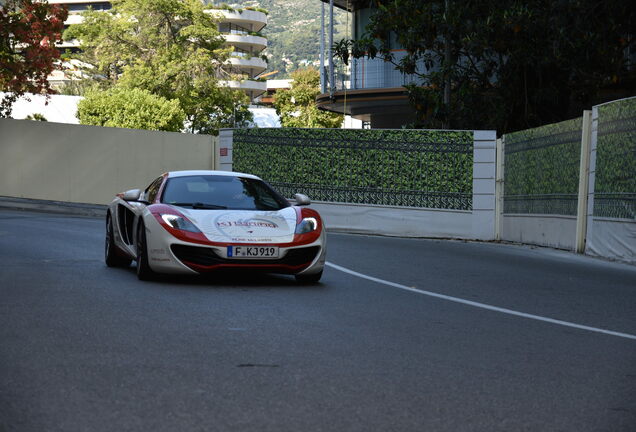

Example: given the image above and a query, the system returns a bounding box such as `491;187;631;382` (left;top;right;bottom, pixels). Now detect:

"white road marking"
326;262;636;341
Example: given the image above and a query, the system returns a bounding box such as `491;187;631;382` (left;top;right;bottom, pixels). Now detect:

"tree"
343;0;635;133
25;113;47;121
274;68;343;128
77;87;186;132
64;0;252;133
0;0;68;117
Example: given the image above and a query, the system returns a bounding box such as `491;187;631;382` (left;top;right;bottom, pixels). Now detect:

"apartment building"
211;5;268;100
47;1;268;101
316;0;422;128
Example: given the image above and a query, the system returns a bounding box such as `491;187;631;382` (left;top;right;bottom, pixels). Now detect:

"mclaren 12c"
105;170;326;283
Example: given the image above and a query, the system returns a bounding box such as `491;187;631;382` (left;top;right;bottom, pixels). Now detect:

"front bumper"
170;244;322;274
143;212;326;276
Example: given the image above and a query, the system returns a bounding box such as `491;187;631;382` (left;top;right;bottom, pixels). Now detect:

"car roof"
166;170;261;180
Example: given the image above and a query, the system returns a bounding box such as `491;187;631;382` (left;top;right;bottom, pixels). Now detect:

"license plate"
227;246;279;259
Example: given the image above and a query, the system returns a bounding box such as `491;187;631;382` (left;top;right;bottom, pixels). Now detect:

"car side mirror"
294;193;311;206
122;189;143;202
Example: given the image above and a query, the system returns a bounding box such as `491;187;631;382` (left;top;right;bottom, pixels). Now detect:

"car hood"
179;207;297;244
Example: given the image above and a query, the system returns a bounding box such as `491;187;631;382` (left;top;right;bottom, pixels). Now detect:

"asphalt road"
1;209;635;432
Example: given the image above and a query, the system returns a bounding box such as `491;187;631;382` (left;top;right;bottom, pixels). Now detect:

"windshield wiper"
169;202;227;209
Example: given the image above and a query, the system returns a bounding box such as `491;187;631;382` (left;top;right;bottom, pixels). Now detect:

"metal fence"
503;117;582;215
594;98;636;219
233;128;473;210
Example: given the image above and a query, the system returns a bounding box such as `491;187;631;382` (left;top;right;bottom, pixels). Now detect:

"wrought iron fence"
594;98;636;219
233;128;473;210
593;193;636;219
503;117;582;216
504;194;578;215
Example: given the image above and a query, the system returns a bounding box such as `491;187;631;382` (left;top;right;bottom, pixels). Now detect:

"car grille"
171;244;321;268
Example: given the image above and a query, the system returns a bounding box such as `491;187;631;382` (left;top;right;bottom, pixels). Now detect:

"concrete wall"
584;104;636;264
226;129;497;240
0;118;217;205
310;201;474;238
0;120;497;241
472;131;497;240
586;218;636;265
499;117;584;251
499;98;636;262
502;214;577;250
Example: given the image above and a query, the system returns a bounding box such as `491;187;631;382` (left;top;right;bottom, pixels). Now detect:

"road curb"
0;196;106;218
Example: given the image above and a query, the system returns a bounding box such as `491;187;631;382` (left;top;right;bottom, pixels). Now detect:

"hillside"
209;1;350;78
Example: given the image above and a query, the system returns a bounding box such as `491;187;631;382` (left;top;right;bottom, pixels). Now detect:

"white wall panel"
0;119;216;205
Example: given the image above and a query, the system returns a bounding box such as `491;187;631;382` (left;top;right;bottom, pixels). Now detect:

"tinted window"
145;177;163;203
161;175;289;211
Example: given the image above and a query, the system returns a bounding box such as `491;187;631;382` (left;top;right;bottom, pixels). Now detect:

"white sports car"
105;170;326;283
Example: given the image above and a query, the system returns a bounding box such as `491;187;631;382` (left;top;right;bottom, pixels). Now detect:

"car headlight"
161;214;201;233
295;217;318;234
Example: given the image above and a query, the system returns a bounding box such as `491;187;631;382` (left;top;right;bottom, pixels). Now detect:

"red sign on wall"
220;148;228;157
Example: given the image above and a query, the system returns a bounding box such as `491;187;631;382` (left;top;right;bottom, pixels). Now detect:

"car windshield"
161;175;290;211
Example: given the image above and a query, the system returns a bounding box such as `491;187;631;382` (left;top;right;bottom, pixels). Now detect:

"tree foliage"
25;113;47;121
0;0;68;117
345;0;635;133
77;87;186;132
64;0;252;133
274;68;343;128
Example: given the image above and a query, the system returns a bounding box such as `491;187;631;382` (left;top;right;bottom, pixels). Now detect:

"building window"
219;23;252;35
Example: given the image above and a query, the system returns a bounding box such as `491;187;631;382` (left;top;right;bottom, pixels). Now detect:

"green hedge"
594;97;636;219
233;128;473;209
502;97;636;218
503;117;582;215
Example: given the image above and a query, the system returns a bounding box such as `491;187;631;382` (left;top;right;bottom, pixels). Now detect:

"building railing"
325;55;428;92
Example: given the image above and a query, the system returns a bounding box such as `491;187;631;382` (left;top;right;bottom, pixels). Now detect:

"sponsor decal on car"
216;220;278;228
198;210;295;244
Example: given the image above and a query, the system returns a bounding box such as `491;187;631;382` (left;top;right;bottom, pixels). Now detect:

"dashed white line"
326;261;636;341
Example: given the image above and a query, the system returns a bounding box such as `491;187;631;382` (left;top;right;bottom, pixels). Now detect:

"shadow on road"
108;265;326;290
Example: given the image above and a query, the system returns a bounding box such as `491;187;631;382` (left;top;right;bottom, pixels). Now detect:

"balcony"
206;9;267;32
220;79;267;98
328;53;427;92
317;54;426;127
225;57;267;77
222;34;267;53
